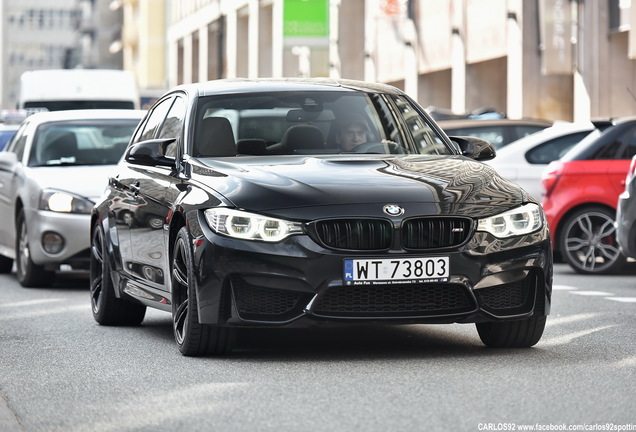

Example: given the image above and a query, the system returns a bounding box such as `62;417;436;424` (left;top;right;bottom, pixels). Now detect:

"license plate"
343;257;449;284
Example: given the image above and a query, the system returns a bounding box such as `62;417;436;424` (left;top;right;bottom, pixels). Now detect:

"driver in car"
335;115;369;152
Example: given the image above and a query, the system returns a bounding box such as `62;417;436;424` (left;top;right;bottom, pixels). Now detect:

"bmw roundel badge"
383;204;404;216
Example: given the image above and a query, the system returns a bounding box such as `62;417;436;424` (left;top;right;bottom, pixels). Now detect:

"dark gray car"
616;155;636;258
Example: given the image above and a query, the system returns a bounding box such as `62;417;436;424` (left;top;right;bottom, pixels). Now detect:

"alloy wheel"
90;226;105;314
562;209;625;274
18;221;30;276
171;235;189;345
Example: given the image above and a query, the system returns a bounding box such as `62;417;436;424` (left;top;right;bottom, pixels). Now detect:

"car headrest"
196;117;236;157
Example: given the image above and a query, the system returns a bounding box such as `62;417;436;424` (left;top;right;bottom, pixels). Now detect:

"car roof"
560;117;636;161
494;121;596;155
24;109;147;124
436;118;552;128
170;78;405;97
606;115;636;125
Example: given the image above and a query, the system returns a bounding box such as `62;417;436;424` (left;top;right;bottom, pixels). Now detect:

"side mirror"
125;138;176;167
0;152;18;172
450;136;496;161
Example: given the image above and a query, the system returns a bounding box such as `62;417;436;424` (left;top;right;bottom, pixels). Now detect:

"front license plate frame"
343;257;450;285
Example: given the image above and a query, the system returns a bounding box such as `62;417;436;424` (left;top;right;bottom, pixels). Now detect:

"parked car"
541;117;636;274
90;78;552;356
488;121;611;200
616;154;636;258
437;118;552;150
0;109;145;286
0;123;20;151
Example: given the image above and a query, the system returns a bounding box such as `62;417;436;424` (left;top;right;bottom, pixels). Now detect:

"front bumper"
191;213;553;328
25;207;91;269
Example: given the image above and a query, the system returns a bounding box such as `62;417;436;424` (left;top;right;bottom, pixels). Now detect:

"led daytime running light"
477;203;543;238
205;208;303;242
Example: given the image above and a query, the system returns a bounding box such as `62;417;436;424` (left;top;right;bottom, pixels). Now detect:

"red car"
542;117;636;274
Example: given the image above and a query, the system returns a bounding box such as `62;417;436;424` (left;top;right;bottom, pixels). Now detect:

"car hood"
194;155;531;217
29;165;115;202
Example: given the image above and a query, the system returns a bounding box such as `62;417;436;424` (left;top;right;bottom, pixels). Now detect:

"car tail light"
541;161;564;197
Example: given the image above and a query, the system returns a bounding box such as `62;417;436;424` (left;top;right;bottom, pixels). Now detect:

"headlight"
39;190;94;214
204;208;304;242
477;203;543;238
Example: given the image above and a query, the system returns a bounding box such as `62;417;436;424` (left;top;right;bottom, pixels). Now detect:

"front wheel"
171;226;235;356
476;316;546;348
90;220;146;325
559;207;626;274
15;210;54;287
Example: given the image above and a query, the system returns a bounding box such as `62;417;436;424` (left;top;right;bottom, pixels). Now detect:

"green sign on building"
283;0;329;46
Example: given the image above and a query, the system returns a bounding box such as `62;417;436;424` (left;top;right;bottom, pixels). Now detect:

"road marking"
553;285;577;290
614;356;636;368
569;291;614;296
605;297;636;303
0;298;62;308
546;312;604;327
541;325;617;347
555;286;635;304
0;304;89;321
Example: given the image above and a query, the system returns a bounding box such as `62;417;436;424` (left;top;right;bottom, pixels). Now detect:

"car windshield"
194;91;452;157
28;120;139;167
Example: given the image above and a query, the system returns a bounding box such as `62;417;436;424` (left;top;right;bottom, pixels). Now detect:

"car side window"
525;132;589;164
386;95;447;154
5;123;26;152
618;126;636;159
157;96;186;158
12;134;28;162
595;125;636;159
5;122;31;162
129;115;150;146
137;96;175;142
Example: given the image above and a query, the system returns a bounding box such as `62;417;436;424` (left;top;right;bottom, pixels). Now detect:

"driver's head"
336;116;369;151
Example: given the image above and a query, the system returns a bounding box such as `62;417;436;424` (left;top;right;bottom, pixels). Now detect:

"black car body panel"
191;155;528;214
90;78;552;354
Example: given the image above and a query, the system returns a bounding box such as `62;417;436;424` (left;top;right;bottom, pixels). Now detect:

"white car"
487;121;607;200
0;109;145;287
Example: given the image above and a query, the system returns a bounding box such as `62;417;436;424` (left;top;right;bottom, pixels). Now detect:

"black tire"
559;207;626;274
0;255;13;274
15;210;54;287
90;220;146;325
171;226;234;356
476;316;546;348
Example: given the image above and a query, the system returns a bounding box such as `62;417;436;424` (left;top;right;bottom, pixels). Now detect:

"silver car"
0;109;145;287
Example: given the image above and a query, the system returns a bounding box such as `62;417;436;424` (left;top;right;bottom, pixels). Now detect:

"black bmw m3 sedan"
90;78;552;356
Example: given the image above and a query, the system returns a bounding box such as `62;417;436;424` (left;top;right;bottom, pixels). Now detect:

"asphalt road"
1;263;635;432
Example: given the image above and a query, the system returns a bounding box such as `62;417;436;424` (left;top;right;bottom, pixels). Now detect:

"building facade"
0;0;124;110
113;0;168;107
162;0;636;122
